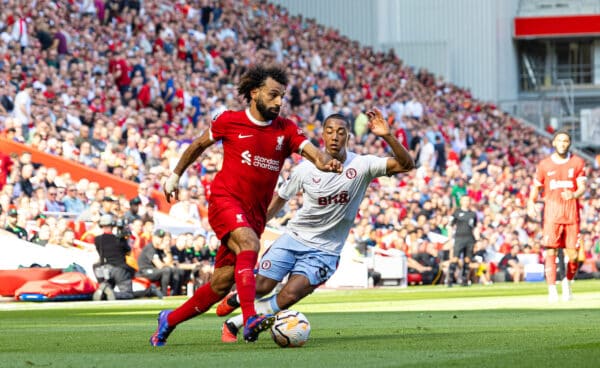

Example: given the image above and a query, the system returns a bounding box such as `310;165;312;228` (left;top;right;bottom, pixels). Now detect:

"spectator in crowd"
137;229;180;297
471;240;492;285
193;233;215;286
45;187;65;213
5;208;27;239
0;151;13;191
13;83;33;129
124;197;142;224
100;196;116;216
170;234;198;293
16;164;35;198
497;244;524;283
406;242;440;285
30;223;51;246
59;229;77;248
450;176;468;208
433;135;446;175
62;185;86;214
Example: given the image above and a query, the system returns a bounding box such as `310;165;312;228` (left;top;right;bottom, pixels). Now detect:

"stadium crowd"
1;0;600;295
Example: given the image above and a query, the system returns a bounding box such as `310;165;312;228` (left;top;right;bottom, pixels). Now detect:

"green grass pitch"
1;281;600;368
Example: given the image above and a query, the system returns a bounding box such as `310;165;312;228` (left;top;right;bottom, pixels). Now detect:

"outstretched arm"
366;108;415;175
300;142;343;173
164;129;215;203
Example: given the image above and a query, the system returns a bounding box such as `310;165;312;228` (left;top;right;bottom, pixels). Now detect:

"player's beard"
555;145;570;158
256;97;280;121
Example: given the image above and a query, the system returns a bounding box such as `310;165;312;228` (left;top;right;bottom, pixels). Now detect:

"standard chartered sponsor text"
253;155;280;171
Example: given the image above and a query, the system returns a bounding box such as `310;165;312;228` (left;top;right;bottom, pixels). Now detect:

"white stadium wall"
271;0;520;103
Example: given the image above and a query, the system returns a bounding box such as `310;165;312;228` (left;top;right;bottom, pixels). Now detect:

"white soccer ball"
270;310;311;348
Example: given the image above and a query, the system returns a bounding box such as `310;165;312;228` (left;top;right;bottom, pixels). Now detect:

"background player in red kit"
527;130;587;302
149;64;342;346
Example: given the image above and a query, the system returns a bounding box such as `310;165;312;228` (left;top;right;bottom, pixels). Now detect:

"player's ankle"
228;293;240;308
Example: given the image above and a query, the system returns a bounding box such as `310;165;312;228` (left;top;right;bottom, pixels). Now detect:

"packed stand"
0;0;599;289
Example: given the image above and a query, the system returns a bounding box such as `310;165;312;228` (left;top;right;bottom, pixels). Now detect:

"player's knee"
229;228;261;253
239;240;260;253
565;249;577;261
210;268;234;295
255;277;276;297
277;288;304;309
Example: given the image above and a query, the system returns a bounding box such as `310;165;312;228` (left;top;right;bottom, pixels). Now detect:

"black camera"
114;219;131;239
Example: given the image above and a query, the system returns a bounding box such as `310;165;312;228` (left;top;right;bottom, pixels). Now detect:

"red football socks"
235;250;258;325
566;261;578;281
167;283;222;326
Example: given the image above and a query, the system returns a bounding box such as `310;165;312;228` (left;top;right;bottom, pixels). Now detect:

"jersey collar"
245;108;272;126
550;152;570;164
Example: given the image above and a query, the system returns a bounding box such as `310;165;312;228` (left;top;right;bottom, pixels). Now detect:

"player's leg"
543;222;561;302
217;273;280;317
223;237;338;342
226;227;277;342
221;274;280;343
218;233;298;317
545;247;559;302
447;241;460;286
461;242;473;286
226;227;262;320
562;224;580;301
274;274;317;309
225;276;324;339
564;225;580;281
222;275;303;343
456;243;467;285
221;233;297;342
150;246;235;346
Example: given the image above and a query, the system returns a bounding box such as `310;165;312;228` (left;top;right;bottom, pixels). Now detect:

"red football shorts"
542;222;579;249
208;196;265;268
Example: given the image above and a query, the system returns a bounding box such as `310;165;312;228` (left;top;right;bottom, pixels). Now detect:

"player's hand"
560;190;574;201
320;157;343;173
366;108;390;137
526;200;538;220
164;173;180;203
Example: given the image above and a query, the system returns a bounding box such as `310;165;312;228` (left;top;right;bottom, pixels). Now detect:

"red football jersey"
534;154;586;224
209;109;308;220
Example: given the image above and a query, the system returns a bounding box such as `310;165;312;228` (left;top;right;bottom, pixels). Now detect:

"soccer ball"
270;310;311;348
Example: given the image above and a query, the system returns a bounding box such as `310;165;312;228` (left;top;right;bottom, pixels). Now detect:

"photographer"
93;215;135;300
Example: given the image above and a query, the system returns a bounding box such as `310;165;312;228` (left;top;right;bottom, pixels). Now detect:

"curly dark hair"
237;64;289;103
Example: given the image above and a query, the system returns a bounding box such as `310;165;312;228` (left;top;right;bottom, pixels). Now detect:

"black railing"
519;64;596;91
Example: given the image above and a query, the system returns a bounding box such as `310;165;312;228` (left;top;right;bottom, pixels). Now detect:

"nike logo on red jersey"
238;134;253;139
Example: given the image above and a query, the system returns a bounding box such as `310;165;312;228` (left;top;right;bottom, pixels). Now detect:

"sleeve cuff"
298;140;309;154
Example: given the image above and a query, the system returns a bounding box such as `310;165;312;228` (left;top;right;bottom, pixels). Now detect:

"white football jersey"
278;152;388;255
